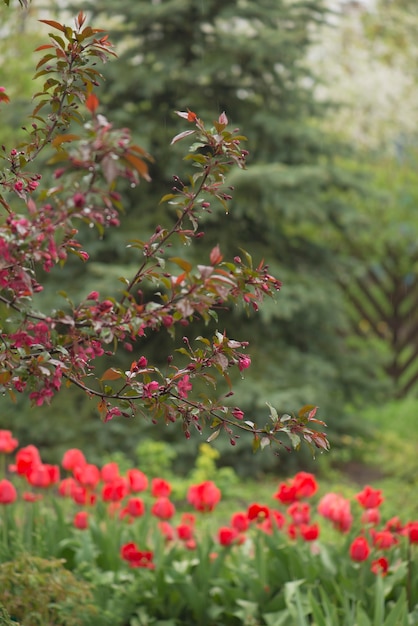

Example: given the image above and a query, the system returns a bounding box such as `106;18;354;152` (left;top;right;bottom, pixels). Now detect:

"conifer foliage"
84;0;380;429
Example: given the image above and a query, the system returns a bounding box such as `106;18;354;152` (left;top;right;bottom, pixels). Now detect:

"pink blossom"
142;381;159;399
178;375;192;399
104;407;122;422
27;180;39;192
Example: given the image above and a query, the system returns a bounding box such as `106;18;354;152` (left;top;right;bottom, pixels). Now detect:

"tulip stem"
406;540;412;612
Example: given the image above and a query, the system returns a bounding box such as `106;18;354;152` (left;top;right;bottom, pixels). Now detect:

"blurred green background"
1;0;418;484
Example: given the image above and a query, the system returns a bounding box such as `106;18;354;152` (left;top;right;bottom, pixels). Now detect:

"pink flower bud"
218;111;228;125
238;356;251;372
232;408;244;420
73;192;86;208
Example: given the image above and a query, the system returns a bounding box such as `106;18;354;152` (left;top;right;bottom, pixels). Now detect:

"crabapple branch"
0;8;329;456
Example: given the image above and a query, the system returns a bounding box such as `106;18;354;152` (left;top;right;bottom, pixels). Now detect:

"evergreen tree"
76;0;383;468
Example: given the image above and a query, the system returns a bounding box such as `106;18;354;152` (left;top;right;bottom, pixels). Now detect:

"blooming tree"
0;2;329;455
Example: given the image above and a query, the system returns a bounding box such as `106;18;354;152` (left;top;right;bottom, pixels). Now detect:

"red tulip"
151;497;175;520
275;472;317;504
371;557;389;576
0;430;18;454
318;492;353;533
292;472;318;499
176;523;193;541
126;468;148;493
187;481;221;513
371;529;397;550
27;464;51;488
101;462;119;483
0;479;17;504
231;512;250;533
158;521;175;542
73;463;100;489
271;510;286;529
126;497;145;517
120;542;139;561
247;503;270;522
385;516;403;533
361;508;380;526
120;542;154;568
356;486;383;509
73;511;89;530
58;477;77;497
102;477;129;502
287;502;311;525
349;536;370;562
71;485;96;506
287;523;298;540
62;448;86;472
274;483;297;504
15;445;41;477
300;523;320;542
218;526;238;546
405;521;418;544
151;478;172;498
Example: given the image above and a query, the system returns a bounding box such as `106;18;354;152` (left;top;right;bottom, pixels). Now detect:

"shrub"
0;555;98;626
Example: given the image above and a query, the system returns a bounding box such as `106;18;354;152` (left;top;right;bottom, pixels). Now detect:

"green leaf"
355;603;372;626
382;589;408;626
266;401;279;423
260;436;271;450
307;592;328;626
195;336;211;346
287;431;301;449
263;612;292;626
159;193;176;204
318;544;337;576
373;575;384;626
206;428;220;443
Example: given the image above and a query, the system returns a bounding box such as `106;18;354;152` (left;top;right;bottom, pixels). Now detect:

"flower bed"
1;429;417;625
